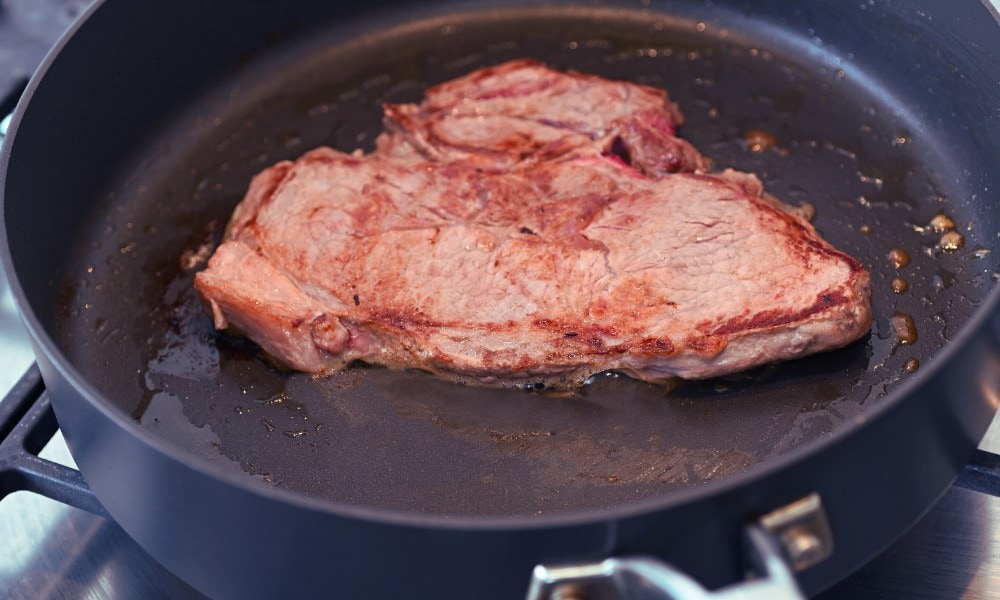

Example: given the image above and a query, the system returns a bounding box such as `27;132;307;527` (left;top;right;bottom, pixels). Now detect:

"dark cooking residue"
743;128;777;153
891;312;918;346
888;247;911;269
924;211;965;252
930;213;956;233
940;230;965;252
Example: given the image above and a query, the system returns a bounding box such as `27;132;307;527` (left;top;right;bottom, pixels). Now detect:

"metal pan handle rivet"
758;492;834;572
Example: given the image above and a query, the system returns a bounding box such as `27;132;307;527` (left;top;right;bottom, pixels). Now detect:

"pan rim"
2;0;999;533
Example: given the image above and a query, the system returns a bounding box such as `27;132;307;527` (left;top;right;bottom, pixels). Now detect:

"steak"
377;59;706;175
194;60;871;388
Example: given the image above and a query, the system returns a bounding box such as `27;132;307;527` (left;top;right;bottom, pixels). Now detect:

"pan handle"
525;494;833;600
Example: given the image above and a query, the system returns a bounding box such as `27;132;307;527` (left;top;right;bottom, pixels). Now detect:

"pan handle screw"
781;527;824;568
758;492;834;572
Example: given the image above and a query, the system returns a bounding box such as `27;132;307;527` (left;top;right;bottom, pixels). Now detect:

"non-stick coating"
44;4;997;517
3;0;999;597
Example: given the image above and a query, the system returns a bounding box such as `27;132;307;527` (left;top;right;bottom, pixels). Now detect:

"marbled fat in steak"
194;60;871;388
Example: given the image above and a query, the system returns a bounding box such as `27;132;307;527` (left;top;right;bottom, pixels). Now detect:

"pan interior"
54;5;998;517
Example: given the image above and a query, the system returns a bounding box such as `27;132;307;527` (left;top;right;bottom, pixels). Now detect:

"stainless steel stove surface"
2;2;999;598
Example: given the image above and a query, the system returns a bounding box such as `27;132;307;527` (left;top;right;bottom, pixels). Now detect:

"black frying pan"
2;0;999;598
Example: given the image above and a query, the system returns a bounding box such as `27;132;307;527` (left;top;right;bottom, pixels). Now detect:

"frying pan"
2;0;999;598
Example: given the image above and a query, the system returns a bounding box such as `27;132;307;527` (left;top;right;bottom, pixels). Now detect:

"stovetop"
1;1;999;598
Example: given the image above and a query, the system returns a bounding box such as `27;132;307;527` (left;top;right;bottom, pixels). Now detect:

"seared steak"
194;60;871;388
377;59;706;175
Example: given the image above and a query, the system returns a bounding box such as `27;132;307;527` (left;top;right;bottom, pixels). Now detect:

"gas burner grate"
955;449;1000;496
0;366;109;516
0;78;28;122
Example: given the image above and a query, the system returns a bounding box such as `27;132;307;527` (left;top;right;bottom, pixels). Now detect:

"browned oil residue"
888;247;910;269
744;129;777;153
891;312;918;345
903;358;920;373
891;277;908;294
930;213;956;233
940;230;964;252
